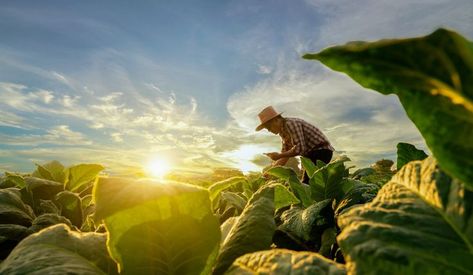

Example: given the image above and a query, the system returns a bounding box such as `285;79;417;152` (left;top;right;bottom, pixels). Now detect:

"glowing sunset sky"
1;0;472;175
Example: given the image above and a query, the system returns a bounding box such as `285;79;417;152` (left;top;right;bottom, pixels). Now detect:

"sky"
1;0;472;176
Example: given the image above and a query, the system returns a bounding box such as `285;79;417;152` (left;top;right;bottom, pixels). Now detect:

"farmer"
256;106;334;183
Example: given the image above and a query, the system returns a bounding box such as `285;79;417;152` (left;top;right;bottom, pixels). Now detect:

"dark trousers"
301;149;333;184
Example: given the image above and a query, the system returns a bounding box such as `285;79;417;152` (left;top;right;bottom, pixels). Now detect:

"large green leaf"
24;177;64;201
0;224;33;259
309;157;349;202
334;180;379;217
220;192;247;212
304;28;473;188
267;166;312;207
32;160;66;183
212;186;276;275
55;191;83;227
93;177;220;275
0;188;35;226
277;199;333;249
65;164;104;192
226;249;346;275
337;157;473;274
396;142;428;170
273;183;300;210
29;213;73;232
300;156;318;178
0;224;118;274
208;177;247;201
0;173;25;189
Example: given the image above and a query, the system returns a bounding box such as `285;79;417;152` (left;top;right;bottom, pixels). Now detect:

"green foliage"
32;160;66;183
0;173;25;189
212;186;276;275
334;180;379;217
304;28;473;188
0;224;33;259
208;177;247;201
266;166;312;207
29;213;73;232
397;142;428;170
0;224;118;274
273;183;301;210
55;191;83;227
1;29;472;274
0;188;34;227
308;157;350;202
338;157;473;274
276;200;333;251
94;177;220;275
65;164;104;192
226;249;346;275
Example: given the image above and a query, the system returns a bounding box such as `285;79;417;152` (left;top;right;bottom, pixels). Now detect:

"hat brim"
255;113;282;131
255;123;267;131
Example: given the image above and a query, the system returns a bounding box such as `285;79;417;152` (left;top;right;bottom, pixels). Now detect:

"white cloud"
0;110;29;129
111;132;123;142
35;89;54;104
223;0;472;167
51;71;70;85
0;125;92;146
257;64;272;74
304;0;473;49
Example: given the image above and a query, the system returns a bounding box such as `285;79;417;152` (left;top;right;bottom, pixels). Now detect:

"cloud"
224;0;473;167
257;64;272;74
0;125;92;146
111;132;123;143
0;109;28;129
2;0;470;174
304;0;473;49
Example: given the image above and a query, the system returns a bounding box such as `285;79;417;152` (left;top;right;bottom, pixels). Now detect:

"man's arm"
272;157;289;166
265;145;297;160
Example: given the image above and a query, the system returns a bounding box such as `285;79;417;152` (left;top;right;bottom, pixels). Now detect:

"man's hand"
264;152;280;160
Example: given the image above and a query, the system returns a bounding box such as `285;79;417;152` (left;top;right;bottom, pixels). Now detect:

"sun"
145;157;171;178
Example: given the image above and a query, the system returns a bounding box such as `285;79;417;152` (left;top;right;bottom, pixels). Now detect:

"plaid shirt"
280;117;334;156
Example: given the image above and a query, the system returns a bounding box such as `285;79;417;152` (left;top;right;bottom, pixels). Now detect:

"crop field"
1;29;472;275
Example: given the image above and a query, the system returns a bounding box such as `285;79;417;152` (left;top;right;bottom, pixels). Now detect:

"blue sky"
1;0;472;175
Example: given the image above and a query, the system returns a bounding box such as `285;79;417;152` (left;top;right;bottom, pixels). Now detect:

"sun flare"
145;157;171;178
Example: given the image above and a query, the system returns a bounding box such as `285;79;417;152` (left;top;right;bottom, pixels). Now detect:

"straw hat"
255;106;283;131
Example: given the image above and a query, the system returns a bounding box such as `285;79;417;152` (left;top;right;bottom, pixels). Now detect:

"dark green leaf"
37;199;60;215
55;191;83;227
220;192;247;212
305;28;473;188
24;177;64;201
32;160;66;183
277;199;333;248
338;157;473;274
397;142;429;170
0;173;25;189
0;188;35;226
0;224;118;274
0;224;33;259
301;157;317;178
29;213;73;232
213;186;276;275
226;249;346;275
309;157;349;202
334;180;379;217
